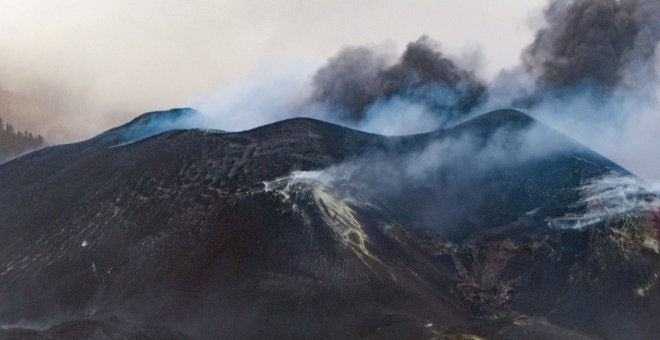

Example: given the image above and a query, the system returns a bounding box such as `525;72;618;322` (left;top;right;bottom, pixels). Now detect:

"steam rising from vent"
263;170;386;268
315;121;571;188
548;174;660;230
263;116;589;231
309;36;487;125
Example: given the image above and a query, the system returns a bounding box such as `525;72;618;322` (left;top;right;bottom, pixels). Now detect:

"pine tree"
0;116;46;163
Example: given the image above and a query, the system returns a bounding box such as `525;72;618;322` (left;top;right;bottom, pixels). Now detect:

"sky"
0;0;546;142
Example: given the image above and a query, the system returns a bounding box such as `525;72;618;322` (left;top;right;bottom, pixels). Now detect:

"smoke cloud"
188;62;316;133
1;0;658;181
182;7;660;181
310;36;487;125
522;0;660;90
182;37;488;137
263;114;614;236
498;0;660;181
0;0;541;143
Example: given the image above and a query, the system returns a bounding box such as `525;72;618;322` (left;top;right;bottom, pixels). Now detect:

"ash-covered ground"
0;109;658;339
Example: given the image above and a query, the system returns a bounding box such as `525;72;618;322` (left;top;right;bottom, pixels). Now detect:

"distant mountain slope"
0;117;45;163
0;109;657;339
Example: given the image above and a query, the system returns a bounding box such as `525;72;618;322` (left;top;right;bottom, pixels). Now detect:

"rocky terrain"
0;317;191;340
0;109;657;339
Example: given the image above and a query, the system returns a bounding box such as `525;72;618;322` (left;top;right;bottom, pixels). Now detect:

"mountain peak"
449;109;535;133
0;106;656;339
101;107;198;145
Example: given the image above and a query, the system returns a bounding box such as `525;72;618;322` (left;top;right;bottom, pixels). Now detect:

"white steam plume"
548;174;660;230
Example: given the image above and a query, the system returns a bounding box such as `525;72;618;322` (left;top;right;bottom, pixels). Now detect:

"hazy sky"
0;0;546;142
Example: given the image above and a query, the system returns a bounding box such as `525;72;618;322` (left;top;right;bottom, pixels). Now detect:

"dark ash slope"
0;109;657;339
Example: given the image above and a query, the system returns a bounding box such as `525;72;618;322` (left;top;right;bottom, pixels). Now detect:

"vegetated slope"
0;117;45;163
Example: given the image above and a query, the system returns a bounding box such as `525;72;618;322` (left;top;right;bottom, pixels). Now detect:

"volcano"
0;109;658;339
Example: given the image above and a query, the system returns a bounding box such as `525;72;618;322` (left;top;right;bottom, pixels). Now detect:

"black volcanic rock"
0;109;657;339
0;317;192;340
99;107;199;145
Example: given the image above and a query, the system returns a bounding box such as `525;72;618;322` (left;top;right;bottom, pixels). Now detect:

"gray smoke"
474;0;660;181
523;0;660;90
310;36;487;124
264;116;577;231
176;1;660;180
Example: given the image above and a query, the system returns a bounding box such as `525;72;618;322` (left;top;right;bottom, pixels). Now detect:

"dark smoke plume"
310;36;487;122
523;0;660;90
